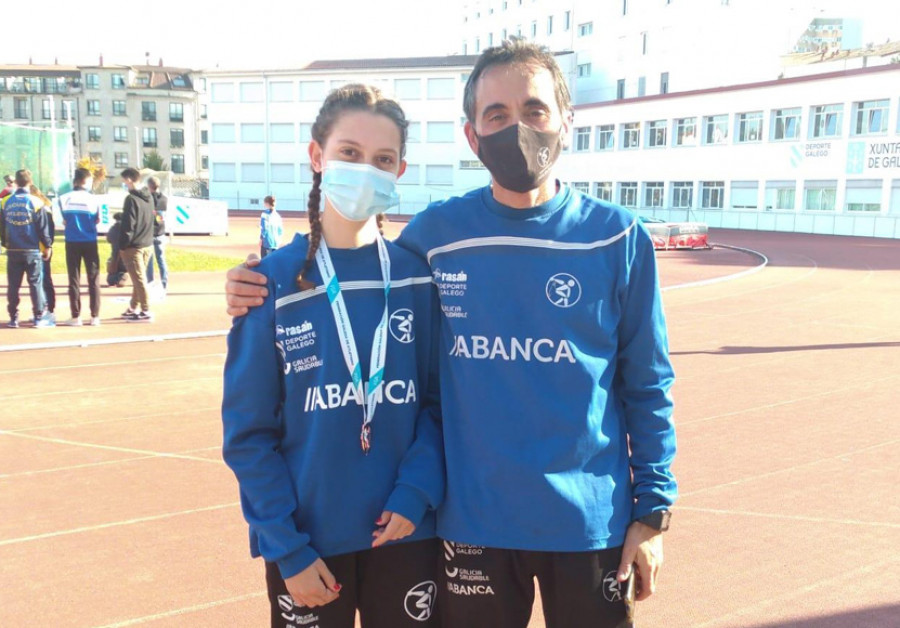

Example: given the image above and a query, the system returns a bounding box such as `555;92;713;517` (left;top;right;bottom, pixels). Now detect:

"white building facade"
558;64;900;238
206;56;549;214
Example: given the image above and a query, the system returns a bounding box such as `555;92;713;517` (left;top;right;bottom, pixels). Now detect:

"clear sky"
4;0;464;70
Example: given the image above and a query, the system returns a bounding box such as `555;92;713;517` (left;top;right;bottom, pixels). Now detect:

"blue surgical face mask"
321;160;400;222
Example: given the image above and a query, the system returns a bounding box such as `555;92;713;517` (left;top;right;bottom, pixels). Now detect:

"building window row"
567;179;891;213
210;120;459;144
211;78;457;104
574;99;896;153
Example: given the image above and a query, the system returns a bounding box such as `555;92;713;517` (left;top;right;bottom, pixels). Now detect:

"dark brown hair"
14;169;32;188
264;195;276;206
463;38;572;125
120;167;141;182
73;167;92;185
296;83;408;290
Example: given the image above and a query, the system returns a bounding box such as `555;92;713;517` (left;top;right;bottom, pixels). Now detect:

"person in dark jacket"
118;168;155;322
106;212;128;287
145;175;168;292
30;185;57;324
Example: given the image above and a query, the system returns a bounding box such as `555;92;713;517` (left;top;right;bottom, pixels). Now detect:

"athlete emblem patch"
405;580;437;621
546;273;582;308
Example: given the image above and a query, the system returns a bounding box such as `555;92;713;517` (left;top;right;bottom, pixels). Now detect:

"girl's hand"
284;559;341;608
371;511;415;548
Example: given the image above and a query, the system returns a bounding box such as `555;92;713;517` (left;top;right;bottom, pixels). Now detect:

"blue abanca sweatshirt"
57;188;100;243
396;184;677;552
222;233;444;579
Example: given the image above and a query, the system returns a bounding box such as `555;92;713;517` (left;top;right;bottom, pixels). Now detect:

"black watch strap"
637;510;671;531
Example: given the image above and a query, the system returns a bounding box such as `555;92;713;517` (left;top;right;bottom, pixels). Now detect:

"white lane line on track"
661;243;768;292
678;372;898;426
0;329;228;353
5;405;222;433
0;352;225;375
677;505;900;529
0;502;239;547
0;430;224;464
0;446;223;479
94;592;267;628
0;376;220;402
679;438;900;498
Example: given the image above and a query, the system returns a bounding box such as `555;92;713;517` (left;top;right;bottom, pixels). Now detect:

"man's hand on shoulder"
225;254;268;317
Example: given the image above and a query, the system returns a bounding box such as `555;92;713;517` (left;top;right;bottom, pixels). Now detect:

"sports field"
2;217;899;627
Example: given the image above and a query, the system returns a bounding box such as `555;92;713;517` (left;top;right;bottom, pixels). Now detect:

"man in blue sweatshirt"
226;40;676;628
58;167;102;326
1;170;54;328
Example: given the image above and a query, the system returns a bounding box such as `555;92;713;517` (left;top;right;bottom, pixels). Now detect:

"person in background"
105;212;127;288
1;169;54;328
57;167;102;326
145;175;169;294
259;194;283;258
30;185;57;325
118;168;155;322
0;174;14;200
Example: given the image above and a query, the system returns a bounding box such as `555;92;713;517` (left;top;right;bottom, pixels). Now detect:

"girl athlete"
222;84;443;628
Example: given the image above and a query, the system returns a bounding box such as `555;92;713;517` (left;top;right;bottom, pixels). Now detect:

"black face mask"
476;122;562;194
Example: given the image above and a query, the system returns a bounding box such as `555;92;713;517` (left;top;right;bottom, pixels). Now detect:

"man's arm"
225;256;269;317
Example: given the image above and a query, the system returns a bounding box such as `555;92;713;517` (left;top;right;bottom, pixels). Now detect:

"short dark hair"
14;169;32;188
463;38;572;124
120;167;141;182
73;167;92;185
264;195;276;206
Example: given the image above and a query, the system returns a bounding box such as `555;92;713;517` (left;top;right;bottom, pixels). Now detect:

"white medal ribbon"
315;234;391;453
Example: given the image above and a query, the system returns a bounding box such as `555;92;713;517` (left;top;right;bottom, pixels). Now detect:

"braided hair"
296;83;408;290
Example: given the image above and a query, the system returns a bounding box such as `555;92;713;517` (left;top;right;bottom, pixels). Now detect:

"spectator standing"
105;212;127;287
259;195;282;258
145;175;169;293
58;168;102;326
30;186;57;325
1;170;54;327
0;174;14;199
118;168;155;322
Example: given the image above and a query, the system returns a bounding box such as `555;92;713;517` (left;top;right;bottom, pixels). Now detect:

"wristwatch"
636;510;671;531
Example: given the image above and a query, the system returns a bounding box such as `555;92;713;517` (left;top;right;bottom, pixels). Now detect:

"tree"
143;150;168;171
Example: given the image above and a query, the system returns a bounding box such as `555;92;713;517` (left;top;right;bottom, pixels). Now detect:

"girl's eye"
377;156;395;165
339;148;358;158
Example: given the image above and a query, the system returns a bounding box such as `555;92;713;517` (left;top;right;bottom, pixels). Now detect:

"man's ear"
464;120;480;157
560;108;574;150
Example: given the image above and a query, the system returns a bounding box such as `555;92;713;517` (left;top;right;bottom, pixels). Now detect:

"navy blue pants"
6;250;46;320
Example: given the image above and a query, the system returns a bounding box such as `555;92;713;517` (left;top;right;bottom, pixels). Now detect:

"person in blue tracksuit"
226;41;677;628
222;84;444;628
259;195;283;258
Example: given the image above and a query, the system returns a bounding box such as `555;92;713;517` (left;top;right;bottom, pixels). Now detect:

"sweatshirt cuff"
631;494;674;522
276;544;320;580
384;484;430;528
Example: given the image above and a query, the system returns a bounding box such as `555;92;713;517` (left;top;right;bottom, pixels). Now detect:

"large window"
595;125;614;151
113;100;126;116
426;122;455;143
115;152;129;168
622;122;640;149
731;181;759;209
171;155;185;174
571;182;589;194
170;128;184;148
269;123;294;143
703;115;728;145
765;181;796;210
169;102;184;122
87;100;100;116
578;22;593;36
142;128;157;148
270;163;295;183
804;181;837;211
14;98;28;119
427;78;455;100
111;74;125;89
674;117;696;146
577;63;591;77
241;123;265;143
701;181;724;209
594;182;613;202
574;127;590;152
241;163;265;183
647;120;667;148
811;104;842;138
299;81;326;102
394;79;421;100
85;73;99;89
644;182;665;208
240;82;264;103
141;101;157;121
426;165;453;185
737;112;763;143
269;81;293;102
619;182;638;207
845;179;882;211
114;127;128;142
852;100;888;136
771;108;801;141
212;163;236;182
400;164;420;185
407;122;421;143
41;99;52;120
211;123;236;143
211;82;235;102
672;181;693;208
299;123;313;142
88;126;101;142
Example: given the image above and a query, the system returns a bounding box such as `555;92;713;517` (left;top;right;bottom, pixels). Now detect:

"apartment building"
206;54;577;213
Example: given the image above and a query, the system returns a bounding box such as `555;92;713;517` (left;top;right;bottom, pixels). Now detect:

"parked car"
639;216;711;250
